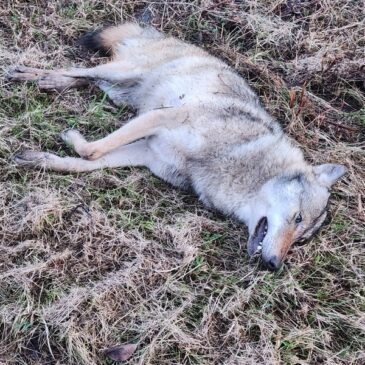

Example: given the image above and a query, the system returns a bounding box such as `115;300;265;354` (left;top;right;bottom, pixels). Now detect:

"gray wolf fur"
8;23;346;270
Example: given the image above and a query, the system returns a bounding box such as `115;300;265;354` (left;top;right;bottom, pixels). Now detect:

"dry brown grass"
0;1;364;364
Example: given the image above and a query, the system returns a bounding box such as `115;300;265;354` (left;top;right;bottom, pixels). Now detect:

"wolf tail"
79;23;162;57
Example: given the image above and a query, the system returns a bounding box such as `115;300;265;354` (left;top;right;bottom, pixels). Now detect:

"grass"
0;1;364;364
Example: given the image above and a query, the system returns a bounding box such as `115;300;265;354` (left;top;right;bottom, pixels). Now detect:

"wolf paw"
60;130;101;159
13;150;49;168
60;129;93;157
6;66;45;82
60;129;84;146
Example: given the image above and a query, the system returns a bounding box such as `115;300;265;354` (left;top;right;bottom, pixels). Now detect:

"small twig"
324;119;359;132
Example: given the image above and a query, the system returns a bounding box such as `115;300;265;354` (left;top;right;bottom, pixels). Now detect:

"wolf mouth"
249;217;268;255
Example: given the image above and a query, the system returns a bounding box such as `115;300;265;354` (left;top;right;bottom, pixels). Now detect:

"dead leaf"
104;344;138;362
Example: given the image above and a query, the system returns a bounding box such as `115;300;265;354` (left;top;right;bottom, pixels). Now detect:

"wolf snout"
263;255;282;271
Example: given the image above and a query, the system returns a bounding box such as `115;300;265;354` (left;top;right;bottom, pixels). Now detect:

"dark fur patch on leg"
78;29;111;57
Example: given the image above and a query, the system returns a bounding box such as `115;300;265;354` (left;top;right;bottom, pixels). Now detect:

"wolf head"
247;163;346;270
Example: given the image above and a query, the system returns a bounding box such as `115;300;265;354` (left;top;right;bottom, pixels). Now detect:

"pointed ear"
313;164;347;188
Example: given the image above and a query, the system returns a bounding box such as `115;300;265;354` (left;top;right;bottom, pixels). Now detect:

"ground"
0;1;364;364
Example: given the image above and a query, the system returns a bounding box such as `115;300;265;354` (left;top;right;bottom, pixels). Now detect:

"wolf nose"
265;256;281;271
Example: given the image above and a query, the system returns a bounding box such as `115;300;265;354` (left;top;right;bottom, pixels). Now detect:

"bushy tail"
78;23;146;57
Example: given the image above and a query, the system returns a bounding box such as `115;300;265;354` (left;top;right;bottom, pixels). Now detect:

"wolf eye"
295;213;302;224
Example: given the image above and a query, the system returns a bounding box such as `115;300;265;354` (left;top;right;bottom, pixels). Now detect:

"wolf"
8;23;346;270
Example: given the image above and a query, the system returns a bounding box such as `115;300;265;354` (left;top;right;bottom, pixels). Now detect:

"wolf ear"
313;164;347;188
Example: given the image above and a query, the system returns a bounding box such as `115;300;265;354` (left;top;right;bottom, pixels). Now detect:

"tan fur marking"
99;23;145;56
278;228;296;260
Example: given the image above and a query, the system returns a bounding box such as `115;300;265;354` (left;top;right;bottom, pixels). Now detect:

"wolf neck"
190;133;308;223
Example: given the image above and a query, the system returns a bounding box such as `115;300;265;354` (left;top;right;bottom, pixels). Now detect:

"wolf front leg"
6;66;89;91
14;140;150;172
61;61;144;83
61;107;184;160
